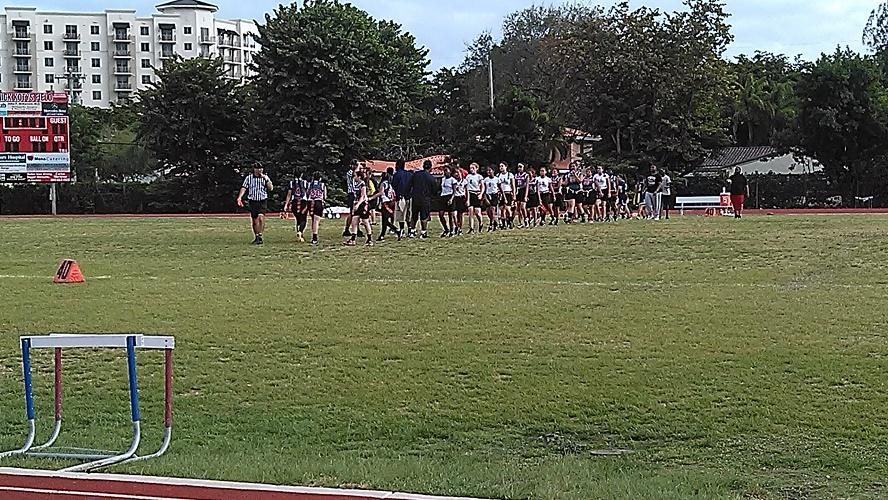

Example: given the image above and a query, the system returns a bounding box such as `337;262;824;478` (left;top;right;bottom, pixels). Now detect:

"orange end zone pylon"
53;259;85;284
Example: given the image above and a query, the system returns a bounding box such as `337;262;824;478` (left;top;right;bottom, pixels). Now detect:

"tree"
794;49;888;201
135;56;247;210
251;0;429;179
68;105;104;182
864;2;888;54
726;52;801;146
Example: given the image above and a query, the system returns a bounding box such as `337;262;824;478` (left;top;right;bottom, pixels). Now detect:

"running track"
1;208;888;219
0;468;487;500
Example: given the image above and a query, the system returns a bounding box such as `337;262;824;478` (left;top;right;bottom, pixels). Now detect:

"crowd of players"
236;159;675;246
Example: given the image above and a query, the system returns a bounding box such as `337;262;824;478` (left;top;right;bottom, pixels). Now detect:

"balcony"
13;64;32;73
12;30;31;41
14;81;33;91
115;82;133;91
112;49;132;57
113;33;134;43
199;35;215;44
63;66;82;74
63;33;81;41
65;81;83;90
63;49;82;57
159;52;174;59
13;48;31;57
158;33;175;43
114;66;132;75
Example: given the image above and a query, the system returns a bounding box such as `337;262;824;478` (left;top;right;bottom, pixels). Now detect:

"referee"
236;163;274;245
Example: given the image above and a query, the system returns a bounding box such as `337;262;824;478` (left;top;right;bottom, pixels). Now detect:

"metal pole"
50;183;57;216
488;57;494;111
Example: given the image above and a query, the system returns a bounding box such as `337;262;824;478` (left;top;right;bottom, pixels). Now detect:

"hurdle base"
0;420;35;460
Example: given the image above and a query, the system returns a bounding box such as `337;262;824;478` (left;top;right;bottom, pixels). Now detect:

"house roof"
156;0;218;10
701;146;778;169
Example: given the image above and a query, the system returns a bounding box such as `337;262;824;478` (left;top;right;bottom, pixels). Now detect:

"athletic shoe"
297;233;305;243
342;229;351;237
441;230;449;238
251;236;260;245
397;230;404;241
419;232;429;240
377;236;386;242
256;235;264;245
467;228;475;235
365;240;374;247
344;240;356;246
311;238;319;246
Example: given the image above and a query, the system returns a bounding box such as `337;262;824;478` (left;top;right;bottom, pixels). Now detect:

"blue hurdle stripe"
21;338;34;421
126;336;141;422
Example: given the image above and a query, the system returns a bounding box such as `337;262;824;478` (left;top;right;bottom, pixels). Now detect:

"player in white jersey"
438;166;457;237
464;163;485;234
497;163;516;229
451;169;467;235
536;167;554;226
482;167;501;232
592;166;610;222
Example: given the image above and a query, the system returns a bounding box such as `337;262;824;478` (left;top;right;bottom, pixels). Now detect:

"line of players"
440;161;633;238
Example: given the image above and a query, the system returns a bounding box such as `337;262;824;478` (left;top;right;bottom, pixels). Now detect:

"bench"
676;195;733;216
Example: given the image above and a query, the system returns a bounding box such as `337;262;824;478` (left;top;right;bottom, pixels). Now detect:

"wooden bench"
676;195;733;216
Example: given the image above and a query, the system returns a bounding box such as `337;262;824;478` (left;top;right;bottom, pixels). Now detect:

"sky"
20;0;877;68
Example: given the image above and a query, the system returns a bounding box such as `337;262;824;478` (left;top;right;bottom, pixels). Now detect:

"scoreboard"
0;91;71;183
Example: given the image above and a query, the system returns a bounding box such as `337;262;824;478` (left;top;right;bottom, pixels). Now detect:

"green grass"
1;214;887;499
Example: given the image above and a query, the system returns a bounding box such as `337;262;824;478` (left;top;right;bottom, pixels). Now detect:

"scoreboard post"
0;91;72;215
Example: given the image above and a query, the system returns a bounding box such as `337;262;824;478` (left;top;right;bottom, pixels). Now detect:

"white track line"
0;486;176;500
0;273;882;290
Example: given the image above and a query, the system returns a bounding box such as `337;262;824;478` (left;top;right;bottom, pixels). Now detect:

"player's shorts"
468;192;482;208
369;198;379;211
576;191;589;205
554;193;565;209
500;192;514;206
311;200;325;217
440;195;453;211
394;198;411;223
618;194;629;204
346;192;356;214
526;193;540;209
353;201;370;220
516;187;528;203
291;199;309;215
540;192;553;206
411;199;431;222
452;196;467;213
484;193;500;208
249;200;267;220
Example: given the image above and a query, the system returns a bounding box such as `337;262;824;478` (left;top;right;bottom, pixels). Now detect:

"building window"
44;41;53;50
183;27;192;35
91;58;100;68
141;75;151;84
141;42;150;52
140;26;149;36
92;74;101;84
92;91;101;100
184;43;192;51
90;42;99;51
44;57;54;67
45;74;54;84
44;25;53;34
91;26;100;35
141;58;151;68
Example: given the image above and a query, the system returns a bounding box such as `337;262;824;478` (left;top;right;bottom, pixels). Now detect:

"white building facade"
0;0;258;107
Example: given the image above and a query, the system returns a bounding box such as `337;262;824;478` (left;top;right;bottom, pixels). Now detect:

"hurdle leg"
0;339;37;459
33;348;63;450
120;347;174;465
62;336;142;472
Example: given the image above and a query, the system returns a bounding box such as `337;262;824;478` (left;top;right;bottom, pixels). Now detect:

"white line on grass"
0;274;883;290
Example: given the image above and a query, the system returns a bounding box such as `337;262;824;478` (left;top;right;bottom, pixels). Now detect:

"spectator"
728;167;749;219
391;159;413;239
410;160;437;239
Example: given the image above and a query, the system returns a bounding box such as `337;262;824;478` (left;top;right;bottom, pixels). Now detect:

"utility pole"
488;57;495;111
53;69;85;105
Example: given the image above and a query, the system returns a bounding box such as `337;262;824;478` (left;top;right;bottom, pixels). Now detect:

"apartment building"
0;0;258;107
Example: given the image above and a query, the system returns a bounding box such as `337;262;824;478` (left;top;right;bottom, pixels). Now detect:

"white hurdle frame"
0;334;175;472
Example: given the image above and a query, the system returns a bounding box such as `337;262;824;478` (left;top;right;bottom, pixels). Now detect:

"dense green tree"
726;52;801;146
68;105;104;182
251;0;429;178
794;49;888;199
135;56;247;209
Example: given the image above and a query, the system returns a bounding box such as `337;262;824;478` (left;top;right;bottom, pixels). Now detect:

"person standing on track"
376;168;401;241
306;171;327;245
515;163;529;228
439;166;457;237
410;160;437;239
482;166;501;232
593;166;610;222
537;167;554;225
236;163;273;245
660;169;673;220
283;168;309;242
644;164;663;221
391;159;413;240
465;163;484;234
498;163;516;229
728;167;749;219
345;169;373;246
565;162;581;223
452;168;467;236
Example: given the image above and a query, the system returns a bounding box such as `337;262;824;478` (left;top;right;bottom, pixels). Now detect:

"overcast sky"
24;0;876;68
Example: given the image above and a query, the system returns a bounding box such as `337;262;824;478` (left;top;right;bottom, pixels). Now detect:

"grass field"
0;214;887;499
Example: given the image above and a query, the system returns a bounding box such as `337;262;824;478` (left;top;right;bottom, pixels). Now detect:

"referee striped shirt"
242;174;270;201
345;169;356;194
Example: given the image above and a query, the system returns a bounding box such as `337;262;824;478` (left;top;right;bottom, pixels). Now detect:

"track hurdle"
0;334;175;472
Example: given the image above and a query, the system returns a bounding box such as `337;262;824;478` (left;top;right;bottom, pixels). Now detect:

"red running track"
0;468;487;500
